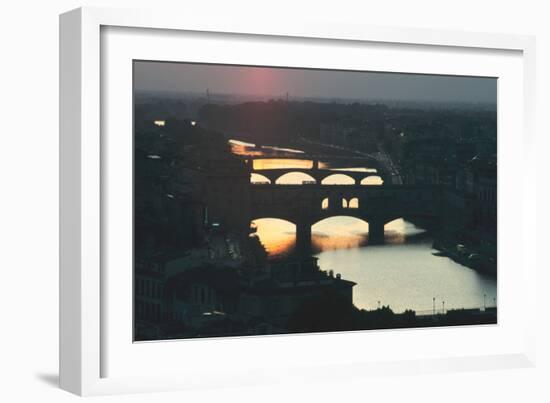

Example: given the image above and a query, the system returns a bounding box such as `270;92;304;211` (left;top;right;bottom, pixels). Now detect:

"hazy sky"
134;61;496;104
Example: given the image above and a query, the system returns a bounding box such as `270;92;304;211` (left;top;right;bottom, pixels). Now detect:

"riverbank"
432;233;496;277
404;215;496;277
285;296;497;335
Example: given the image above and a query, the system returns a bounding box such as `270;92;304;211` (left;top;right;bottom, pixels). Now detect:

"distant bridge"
251;167;384;185
250;184;444;252
242;153;381;164
244;156;390;185
240;154;386;171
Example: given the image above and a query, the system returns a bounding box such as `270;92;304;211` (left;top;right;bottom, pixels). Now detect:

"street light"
433;297;436;315
442;301;445;314
377;300;381;310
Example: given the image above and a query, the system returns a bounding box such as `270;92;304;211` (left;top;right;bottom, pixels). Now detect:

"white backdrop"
1;0;548;402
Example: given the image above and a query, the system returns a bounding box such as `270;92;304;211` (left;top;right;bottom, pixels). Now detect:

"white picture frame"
59;6;537;396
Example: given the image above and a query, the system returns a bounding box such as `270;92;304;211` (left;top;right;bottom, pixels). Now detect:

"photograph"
133;61;497;341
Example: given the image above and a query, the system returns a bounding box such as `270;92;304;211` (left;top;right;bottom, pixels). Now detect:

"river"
230;140;497;314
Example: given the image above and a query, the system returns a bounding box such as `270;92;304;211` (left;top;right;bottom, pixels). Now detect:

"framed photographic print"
132;61;500;340
60;7;537;396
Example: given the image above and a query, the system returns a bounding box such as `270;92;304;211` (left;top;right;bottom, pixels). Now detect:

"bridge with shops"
249;183;444;253
251;167;386;185
242;153;401;185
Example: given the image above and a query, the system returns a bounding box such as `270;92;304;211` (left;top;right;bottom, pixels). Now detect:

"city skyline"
134;61;497;104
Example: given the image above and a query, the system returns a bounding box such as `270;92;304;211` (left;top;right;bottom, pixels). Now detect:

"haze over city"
134;61;497;104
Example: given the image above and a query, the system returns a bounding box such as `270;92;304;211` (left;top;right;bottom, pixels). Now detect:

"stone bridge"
250;184;444;252
242;154;382;167
244;155;389;185
251;167;385;185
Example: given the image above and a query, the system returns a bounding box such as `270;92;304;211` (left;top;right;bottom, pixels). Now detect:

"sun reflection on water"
251;218;296;258
253;158;313;170
252;217;424;259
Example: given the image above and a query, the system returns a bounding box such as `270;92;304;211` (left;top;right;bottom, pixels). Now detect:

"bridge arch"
312;215;369;227
249;183;442;251
319;195;359;211
349;197;359;208
250;217;297;257
384;217;404;227
321;173;355;185
250;173;271;184
251;216;296;226
275;171;317;185
360;175;384;185
310;214;388;246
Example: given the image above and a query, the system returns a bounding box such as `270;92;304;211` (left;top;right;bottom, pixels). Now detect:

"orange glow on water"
253;159;313;170
329;167;378;173
252;218;296;258
312;217;369;252
229;140;264;156
252;217;423;258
